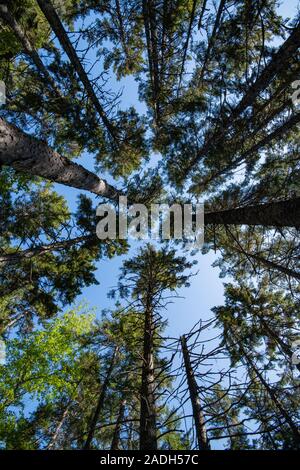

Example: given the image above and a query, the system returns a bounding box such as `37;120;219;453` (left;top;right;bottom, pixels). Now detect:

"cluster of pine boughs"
0;0;299;450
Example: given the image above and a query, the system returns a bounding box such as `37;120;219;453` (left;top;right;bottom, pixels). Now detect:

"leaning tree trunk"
0;117;120;200
177;0;198;93
110;399;126;450
198;0;226;84
256;315;300;374
2;118;299;229
199;111;300;192
83;346;119;450
139;303;157;450
231;23;300;120
204;198;300;228
235;250;300;281
0;235;94;266
185;23;300;176
47;403;71;450
0;313;24;334
234;112;300;167
36;0;117;141
238;337;300;445
0;4;62;99
181;335;209;450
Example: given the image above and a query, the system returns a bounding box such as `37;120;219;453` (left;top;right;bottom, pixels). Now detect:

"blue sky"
0;0;298;451
56;0;299;338
49;0;299;448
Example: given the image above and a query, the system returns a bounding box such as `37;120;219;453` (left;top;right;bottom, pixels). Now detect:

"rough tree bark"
0;117;120;200
204;198;300;228
181;335;209;450
1;119;299;229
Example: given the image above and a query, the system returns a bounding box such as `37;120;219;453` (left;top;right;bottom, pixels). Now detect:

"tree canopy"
0;0;299;452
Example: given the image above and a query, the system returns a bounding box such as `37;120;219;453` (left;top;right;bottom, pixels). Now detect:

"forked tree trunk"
181;335;209;450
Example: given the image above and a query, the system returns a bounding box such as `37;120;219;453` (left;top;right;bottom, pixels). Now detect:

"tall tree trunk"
196;111;300;193
139;303;157;450
256;315;300;373
0;314;24;334
142;0;160;124
238;338;300;444
83;346;119;450
198;0;208;30
177;0;198;93
204;197;300;228
3;117;299;230
236;112;300;165
198;0;226;83
36;0;117;141
110;399;126;450
0;117;120;200
0;4;62;99
184;23;300;177
232;23;300;120
227;234;300;280
245;252;300;281
114;0;131;66
181;335;209;450
0;235;94;265
47;404;71;450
